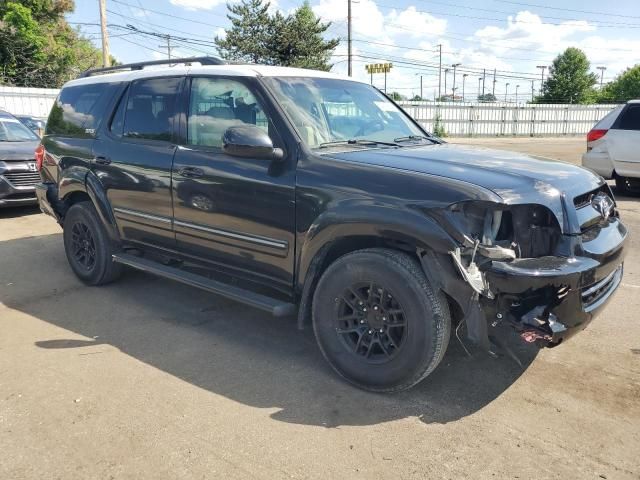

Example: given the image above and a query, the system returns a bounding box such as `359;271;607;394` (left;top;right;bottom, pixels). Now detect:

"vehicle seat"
126;97;156;135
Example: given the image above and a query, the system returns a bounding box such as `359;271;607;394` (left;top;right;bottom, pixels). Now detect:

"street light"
505;82;510;102
451;63;461;101
478;77;482;100
515;84;520;104
462;73;468;102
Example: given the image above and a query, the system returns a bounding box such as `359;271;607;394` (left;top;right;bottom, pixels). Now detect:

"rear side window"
47;83;119;137
615;105;640;131
122;77;181;141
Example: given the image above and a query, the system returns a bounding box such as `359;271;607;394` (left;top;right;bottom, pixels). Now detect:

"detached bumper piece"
485;257;624;346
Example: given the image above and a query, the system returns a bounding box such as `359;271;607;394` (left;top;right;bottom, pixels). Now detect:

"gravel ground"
1;137;638;480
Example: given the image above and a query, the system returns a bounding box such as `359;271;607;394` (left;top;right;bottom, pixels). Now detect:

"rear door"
92;76;183;249
171;76;296;292
608;104;640;176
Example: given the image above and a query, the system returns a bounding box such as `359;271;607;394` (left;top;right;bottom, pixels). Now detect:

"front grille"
574;185;609;209
581;266;622;311
3;171;41;187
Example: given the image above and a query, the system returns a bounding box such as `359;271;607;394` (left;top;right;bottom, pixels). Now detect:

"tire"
63;201;122;286
312;248;451;393
615;174;640;196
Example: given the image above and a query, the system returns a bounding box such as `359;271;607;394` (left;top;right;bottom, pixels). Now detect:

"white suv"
582;100;640;195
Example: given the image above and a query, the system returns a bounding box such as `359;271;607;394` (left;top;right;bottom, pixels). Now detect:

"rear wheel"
312;248;451;392
63;201;122;285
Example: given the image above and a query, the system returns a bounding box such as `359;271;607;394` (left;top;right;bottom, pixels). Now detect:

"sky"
68;0;640;101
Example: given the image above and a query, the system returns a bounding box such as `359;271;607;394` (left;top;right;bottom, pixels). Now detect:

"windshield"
264;77;428;148
0;118;39;142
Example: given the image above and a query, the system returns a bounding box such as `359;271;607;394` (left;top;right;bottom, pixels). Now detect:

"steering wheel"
355;119;385;137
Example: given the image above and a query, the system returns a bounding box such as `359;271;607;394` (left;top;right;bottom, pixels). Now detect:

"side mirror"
222;125;284;161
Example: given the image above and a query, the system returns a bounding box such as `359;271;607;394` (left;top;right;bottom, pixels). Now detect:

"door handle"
179;167;204;178
95;156;111;165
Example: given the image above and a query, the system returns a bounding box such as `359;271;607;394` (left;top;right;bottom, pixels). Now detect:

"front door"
93;76;183;249
171;76;296;292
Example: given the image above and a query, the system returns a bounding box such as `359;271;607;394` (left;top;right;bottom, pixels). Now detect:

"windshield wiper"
393;135;434;143
317;139;399;149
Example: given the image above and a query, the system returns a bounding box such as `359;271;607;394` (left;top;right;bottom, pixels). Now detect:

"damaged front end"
422;191;626;350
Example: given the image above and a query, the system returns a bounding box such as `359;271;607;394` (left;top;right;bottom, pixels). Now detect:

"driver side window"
187;77;269;148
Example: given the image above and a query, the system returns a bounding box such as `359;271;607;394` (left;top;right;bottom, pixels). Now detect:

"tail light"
35;144;45;171
587;129;608;143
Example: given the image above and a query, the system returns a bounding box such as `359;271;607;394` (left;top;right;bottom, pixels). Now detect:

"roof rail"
78;56;226;78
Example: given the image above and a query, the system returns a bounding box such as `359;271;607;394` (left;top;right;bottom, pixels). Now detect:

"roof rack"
78;56;226;78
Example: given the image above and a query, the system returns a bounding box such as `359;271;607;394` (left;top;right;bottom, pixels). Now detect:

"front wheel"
312;249;451;392
63;201;122;286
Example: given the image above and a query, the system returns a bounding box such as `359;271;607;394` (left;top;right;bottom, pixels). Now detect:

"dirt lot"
1;137;639;479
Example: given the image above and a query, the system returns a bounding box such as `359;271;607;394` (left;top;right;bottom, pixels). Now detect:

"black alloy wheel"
69;221;97;271
334;282;407;364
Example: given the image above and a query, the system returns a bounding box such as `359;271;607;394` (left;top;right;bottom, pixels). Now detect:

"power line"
494;0;640;20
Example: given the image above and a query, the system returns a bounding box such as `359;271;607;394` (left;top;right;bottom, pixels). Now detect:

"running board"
112;253;296;317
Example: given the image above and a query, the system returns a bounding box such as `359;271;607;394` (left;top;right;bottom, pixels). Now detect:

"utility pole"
462;73;468;102
505;82;509;102
482;68;486;96
158;34;174;60
451;63;461;101
444;68;449;100
531;80;535;102
515;84;520;104
98;0;110;67
492;68;496;97
347;0;352;77
597;66;607;88
478;77;482;101
536;65;547;93
437;44;442;101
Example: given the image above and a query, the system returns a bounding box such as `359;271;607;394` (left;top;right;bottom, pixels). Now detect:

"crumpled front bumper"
484;218;627;345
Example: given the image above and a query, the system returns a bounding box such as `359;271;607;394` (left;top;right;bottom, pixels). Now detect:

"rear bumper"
484;220;627;345
582;151;614;179
34;182;60;220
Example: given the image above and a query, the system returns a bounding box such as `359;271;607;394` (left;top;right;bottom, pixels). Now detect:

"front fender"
296;200;457;290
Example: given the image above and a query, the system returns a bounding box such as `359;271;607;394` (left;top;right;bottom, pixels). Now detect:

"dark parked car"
0;110;41;207
35;58;627;392
15;115;46;138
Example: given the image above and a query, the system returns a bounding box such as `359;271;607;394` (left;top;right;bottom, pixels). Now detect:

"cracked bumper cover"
484;219;627;344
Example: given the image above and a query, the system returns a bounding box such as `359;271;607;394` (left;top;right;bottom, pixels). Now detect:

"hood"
326;143;603;205
0;140;39;162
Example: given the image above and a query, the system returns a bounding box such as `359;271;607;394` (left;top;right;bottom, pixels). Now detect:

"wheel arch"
58;168;120;244
295;211;458;329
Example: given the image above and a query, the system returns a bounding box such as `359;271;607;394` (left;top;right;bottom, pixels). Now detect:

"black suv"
36;58;627;392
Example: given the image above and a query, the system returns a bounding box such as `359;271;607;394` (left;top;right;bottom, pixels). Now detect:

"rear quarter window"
614;104;640;131
46;82;120;137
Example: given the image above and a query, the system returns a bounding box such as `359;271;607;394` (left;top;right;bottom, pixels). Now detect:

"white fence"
397;101;619;137
0;86;619;136
0;86;58;118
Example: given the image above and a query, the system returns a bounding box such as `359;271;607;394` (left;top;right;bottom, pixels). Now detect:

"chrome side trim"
113;207;172;225
174;219;287;250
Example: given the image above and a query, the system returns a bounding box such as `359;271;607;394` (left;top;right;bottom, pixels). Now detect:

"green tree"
215;0;274;64
0;1;107;87
270;2;338;70
388;91;404;101
598;65;640;103
477;93;497;102
536;47;597;104
215;0;339;70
